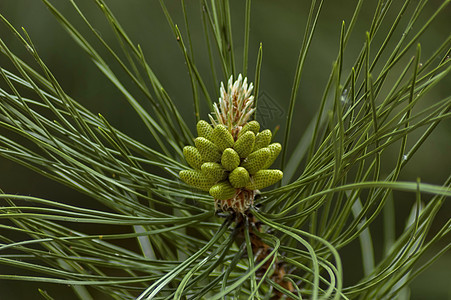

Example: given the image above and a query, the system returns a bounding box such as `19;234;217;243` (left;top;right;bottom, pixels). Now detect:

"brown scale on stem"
234;212;296;299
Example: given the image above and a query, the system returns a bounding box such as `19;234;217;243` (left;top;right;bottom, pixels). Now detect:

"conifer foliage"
0;1;450;299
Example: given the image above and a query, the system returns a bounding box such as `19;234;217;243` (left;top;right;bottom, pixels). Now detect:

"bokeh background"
0;1;449;299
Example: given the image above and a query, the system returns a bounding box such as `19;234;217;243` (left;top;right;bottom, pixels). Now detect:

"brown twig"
233;212;296;299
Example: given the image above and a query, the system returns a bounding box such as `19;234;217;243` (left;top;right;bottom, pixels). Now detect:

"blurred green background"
0;1;449;299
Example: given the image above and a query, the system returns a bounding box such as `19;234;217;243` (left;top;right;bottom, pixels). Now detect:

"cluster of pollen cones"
179;74;283;214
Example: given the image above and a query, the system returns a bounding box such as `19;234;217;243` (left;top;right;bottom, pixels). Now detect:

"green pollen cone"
234;131;255;158
229;167;250;188
245;169;283;190
183;146;203;170
237;120;260;139
221;148;240;171
179;170;215;191
194;137;221;162
263;143;282;169
241;147;270;174
201;162;227;182
209;181;236;200
211;124;234;151
197;120;213;141
253;129;272;151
